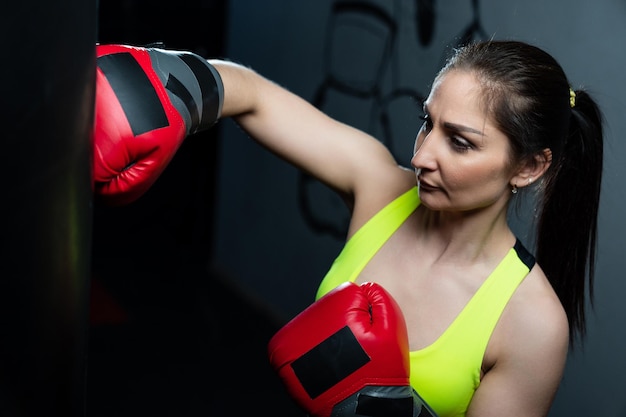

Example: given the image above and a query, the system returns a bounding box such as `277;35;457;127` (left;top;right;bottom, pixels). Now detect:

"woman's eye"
417;113;472;152
450;136;472;152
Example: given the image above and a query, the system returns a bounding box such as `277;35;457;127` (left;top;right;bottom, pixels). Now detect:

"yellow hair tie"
569;88;576;108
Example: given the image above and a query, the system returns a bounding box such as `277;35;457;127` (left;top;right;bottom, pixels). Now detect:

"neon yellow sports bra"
315;187;535;417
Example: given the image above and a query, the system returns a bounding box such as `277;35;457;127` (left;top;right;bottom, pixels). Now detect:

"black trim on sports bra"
513;238;536;271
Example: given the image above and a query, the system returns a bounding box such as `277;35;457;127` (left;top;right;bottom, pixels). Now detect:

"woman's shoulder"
491;263;569;362
348;167;416;236
478;263;569;415
515;264;568;331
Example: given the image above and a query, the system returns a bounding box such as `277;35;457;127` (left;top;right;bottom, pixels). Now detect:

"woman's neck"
415;202;515;266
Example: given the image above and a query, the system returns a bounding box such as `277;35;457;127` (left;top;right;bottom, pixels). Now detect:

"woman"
211;40;604;417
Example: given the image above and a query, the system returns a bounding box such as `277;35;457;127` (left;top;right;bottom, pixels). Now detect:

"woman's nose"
411;130;436;170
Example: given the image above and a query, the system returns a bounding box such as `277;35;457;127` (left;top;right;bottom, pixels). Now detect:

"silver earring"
511;184;518;194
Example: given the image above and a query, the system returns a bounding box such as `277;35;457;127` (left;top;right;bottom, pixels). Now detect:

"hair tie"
569;88;576;108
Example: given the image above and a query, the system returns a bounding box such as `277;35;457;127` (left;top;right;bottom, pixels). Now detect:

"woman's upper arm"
467;295;569;417
210;59;400;195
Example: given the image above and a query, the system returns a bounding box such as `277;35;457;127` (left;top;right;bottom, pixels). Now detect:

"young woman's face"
411;70;517;212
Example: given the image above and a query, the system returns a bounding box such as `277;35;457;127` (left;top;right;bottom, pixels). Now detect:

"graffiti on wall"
298;0;490;239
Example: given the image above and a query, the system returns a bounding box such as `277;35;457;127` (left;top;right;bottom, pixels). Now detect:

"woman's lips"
418;177;438;191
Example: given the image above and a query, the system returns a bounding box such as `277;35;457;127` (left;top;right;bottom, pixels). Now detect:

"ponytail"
535;89;604;347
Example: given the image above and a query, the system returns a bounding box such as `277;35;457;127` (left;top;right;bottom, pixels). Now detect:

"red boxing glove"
94;44;223;205
268;282;437;417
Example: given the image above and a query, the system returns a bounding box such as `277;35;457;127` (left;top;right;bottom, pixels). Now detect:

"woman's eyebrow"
443;122;485;136
424;104;485;136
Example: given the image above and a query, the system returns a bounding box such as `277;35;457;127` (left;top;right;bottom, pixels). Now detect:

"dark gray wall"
215;1;626;416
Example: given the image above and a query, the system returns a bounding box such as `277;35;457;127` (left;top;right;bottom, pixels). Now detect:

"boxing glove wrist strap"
146;47;224;135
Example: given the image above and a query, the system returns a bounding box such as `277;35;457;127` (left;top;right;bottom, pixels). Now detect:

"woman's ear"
510;148;552;189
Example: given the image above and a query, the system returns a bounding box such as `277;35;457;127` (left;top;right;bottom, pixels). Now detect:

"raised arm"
92;43;408;212
210;59;403;199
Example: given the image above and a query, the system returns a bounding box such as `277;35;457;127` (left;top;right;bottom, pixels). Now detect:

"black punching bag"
0;1;96;416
